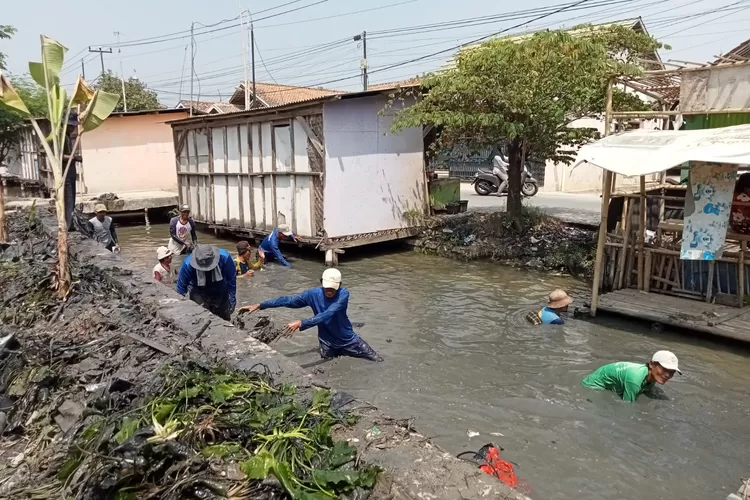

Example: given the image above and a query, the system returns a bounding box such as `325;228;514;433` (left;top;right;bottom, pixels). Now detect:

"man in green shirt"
582;350;681;402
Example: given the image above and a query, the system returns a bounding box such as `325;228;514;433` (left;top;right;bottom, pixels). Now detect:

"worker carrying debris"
240;268;381;361
176;244;237;321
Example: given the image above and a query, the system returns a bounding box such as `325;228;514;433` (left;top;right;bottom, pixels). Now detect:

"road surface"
460;182;601;226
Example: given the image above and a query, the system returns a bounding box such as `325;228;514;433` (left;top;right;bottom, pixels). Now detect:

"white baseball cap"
321;268;342;290
652;350;681;373
278;224;294;236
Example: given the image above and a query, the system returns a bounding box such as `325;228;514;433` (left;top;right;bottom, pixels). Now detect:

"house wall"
322;96;426;238
542;116;662;193
174;110;318;237
80;112;188;194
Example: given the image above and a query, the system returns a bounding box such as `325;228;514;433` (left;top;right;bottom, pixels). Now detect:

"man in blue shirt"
259;224;299;268
239;268;381;361
526;289;572;325
176;244;237;321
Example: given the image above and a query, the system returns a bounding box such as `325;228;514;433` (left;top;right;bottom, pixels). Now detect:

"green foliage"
48;362;380;499
94;70;162;112
0;25;16;71
389;24;664;218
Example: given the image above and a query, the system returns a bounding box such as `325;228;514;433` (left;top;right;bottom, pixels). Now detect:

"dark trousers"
190;290;233;321
319;337;381;362
64;163;77;231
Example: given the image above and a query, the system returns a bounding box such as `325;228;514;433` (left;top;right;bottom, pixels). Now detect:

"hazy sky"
4;0;749;105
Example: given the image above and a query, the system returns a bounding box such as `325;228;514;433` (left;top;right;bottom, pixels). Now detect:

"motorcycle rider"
492;150;509;197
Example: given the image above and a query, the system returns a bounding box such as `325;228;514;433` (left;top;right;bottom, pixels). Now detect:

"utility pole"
239;3;250;110
114;32;128;112
251;23;256;108
88;46;112;75
81;58;86;79
190;22;195;117
353;31;368;91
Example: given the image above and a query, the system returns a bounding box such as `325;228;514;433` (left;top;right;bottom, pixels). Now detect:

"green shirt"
582;362;654;402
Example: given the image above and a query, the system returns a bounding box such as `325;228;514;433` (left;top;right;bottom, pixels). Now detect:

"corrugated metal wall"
174;115;320;237
683;113;750;130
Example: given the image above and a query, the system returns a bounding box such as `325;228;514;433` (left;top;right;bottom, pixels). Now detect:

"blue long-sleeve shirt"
176;248;237;307
259;228;292;267
260;287;359;348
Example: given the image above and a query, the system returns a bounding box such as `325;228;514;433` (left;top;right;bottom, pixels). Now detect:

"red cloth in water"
478;446;519;488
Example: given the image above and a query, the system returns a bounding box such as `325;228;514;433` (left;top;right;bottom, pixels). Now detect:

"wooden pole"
590;79;614;316
644;249;652;293
739;241;746;308
617;199;633;290
638;176;647;290
706;261;716;303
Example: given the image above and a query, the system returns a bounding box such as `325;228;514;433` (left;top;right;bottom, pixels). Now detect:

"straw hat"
547;289;573;309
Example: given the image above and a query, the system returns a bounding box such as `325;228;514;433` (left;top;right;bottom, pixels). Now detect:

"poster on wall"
681;161;739;260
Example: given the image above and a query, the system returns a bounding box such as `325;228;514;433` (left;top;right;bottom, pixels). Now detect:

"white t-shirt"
153;262;174;284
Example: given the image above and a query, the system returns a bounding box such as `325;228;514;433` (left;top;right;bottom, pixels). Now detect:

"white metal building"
168;87;427;262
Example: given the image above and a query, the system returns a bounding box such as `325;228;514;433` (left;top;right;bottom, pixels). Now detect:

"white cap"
157;246;173;261
321;268;342;290
652;350;681;373
278;224;293;236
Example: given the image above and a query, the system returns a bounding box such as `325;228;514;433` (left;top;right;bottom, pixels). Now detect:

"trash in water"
467;430;480;438
490;432;505;437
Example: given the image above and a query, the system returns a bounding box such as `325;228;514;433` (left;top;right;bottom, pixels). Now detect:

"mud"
412;210;596;279
0;207;528;500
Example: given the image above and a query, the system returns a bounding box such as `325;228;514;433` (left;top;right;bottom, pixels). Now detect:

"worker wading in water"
176;244;237;321
240;268;381;361
88;204;120;252
582;350;681;402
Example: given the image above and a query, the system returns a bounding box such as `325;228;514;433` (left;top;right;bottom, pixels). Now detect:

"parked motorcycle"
472;165;539;197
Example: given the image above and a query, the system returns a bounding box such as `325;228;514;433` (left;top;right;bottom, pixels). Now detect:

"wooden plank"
294;116;324;157
740;241;746;308
124;333;174;355
290;120;297;235
616;198;632;290
706;261;716;303
644;249;652;293
638;176;647;290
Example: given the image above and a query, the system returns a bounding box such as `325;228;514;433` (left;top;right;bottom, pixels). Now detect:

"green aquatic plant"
33;361;379;499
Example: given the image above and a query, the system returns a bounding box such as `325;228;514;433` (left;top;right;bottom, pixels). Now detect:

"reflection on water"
119;224;750;500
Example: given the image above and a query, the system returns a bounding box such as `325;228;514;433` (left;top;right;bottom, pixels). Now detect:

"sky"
3;0;750;106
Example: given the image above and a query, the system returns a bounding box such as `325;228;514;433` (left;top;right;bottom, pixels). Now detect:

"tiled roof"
209;103;243;114
366;78;422;91
176;100;218;114
229;82;341;108
715;38;750;63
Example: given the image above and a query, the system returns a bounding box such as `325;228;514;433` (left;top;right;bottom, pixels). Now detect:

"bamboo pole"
638;176;647;290
590;78;614;317
706;261;716;303
617;199;633;290
644;249;652;293
740;241;746;308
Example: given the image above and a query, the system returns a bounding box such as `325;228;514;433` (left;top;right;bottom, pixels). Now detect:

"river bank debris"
0;208;380;499
413;209;596;278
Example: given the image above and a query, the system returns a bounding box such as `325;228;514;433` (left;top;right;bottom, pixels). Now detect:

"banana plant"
0;35;119;298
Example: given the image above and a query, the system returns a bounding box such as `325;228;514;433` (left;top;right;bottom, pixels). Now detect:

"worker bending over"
582;350;680;402
240;268;381;361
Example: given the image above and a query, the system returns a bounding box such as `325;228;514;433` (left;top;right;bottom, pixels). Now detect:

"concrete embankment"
13;211;531;500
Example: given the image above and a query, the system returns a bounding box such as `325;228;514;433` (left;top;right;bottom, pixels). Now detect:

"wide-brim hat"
278;224;293;236
548;289;573;309
190;244;221;272
157;246;173;261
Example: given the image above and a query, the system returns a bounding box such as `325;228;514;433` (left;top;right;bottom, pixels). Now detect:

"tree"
94;70;162;112
390;25;664;220
0;25;16;71
0;35;119;297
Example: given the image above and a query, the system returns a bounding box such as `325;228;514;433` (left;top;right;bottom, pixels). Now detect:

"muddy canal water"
118;224;750;500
